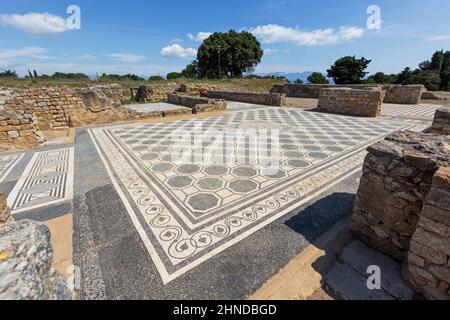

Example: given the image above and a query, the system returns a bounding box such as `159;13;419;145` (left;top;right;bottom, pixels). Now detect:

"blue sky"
1;0;450;77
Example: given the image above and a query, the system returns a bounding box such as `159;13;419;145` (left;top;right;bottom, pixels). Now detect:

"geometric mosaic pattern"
90;107;411;284
381;103;439;120
7;147;74;214
0;153;24;184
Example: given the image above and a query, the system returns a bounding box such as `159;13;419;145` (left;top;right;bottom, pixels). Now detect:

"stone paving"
0;102;439;299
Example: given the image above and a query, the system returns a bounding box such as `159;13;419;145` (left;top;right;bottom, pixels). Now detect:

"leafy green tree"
181;60;199;78
0;70;18;78
294;79;303;84
166;72;182;80
307;72;329;84
366;72;397;84
148;75;165;81
197;30;263;78
51;72;89;80
327;56;371;84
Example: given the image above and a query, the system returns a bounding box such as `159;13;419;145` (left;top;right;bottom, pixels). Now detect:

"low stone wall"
432;106;450;135
270;84;329;99
405;167;450;300
0;218;72;299
167;93;226;114
271;84;424;105
178;83;222;97
384;85;425;105
207;91;286;106
352;131;449;261
318;88;382;117
134;84;179;102
351;131;450;299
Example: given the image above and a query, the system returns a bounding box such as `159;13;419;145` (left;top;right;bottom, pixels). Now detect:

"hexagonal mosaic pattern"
90;107;410;283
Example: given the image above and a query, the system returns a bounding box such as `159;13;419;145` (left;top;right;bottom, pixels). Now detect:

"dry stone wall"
432;106;450;135
318;87;382;117
207;91;286;106
405;167;450;300
167;93;226;114
134;84;179;102
271;84;424;105
351;130;450;300
178;83;223;97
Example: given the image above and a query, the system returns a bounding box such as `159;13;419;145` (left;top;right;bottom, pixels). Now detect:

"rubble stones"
432;106;450;135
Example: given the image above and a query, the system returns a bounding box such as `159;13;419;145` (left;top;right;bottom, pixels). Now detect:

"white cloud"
160;44;197;59
187;32;212;42
106;53;146;62
264;48;278;56
249;24;364;46
0;12;69;35
79;54;97;61
428;35;450;42
0;47;48;59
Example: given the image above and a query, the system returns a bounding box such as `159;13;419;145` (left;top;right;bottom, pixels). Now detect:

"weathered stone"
207;91;286;106
0;219;72;300
432;106;450;135
318;87;382;117
167;93;227;113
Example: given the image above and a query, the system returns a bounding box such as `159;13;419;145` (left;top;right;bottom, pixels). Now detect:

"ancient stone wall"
352;131;449;261
271;84;424;105
178;83;223;97
207;91;286;106
405;167;450;300
134;84;179;102
432;106;450;135
167;93;226;114
383;85;425;105
0;218;72;300
318;88;382;117
0;193;11;224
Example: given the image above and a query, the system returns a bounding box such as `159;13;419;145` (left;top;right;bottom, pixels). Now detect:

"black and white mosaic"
90;107;411;283
0;153;24;183
7;147;74;214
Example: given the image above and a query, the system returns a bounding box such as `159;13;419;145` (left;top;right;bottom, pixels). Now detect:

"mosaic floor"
7;147;74;214
89;107;411;283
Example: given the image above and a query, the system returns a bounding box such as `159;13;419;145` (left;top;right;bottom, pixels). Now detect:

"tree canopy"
196;30;263;78
0;70;18;78
327;56;371;84
307;72;329;84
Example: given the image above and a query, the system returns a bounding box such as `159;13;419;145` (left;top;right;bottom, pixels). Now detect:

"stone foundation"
271;84;425;105
384;85;425;105
404;167;450;300
167;93;226;114
134;84;179;102
432;106;450;135
207;91;286;106
318;88;382;117
351;131;450;299
178;83;222;97
0;219;72;299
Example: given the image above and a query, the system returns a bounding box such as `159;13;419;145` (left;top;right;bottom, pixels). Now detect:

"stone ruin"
134;84;179;102
207;91;286;106
318;87;382;117
0;193;72;300
271;83;426;105
167;93;227;114
351;128;450;300
432;106;450;135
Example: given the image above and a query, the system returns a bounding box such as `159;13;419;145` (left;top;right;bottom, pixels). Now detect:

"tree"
294;79;303;84
181;60;199;78
0;70;18;78
166;72;182;80
148;75;165;81
307;72;329;84
196;30;263;78
327;56;371;84
366;72;397;84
